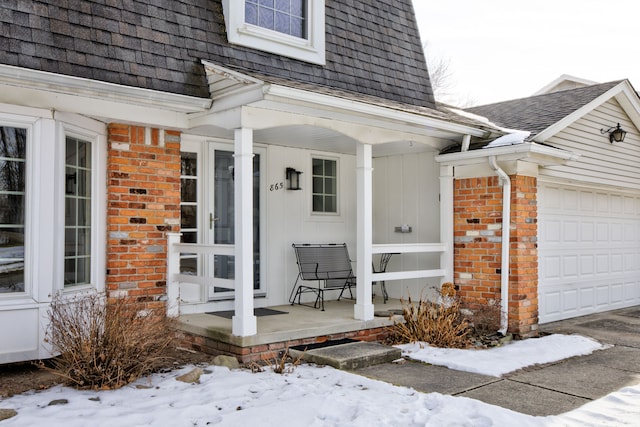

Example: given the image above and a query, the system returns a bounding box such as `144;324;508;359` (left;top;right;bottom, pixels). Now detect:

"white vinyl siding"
540;99;640;189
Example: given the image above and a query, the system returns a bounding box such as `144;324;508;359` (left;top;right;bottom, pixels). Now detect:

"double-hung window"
312;157;337;214
222;0;325;64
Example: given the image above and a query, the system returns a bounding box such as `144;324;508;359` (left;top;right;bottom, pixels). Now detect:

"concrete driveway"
354;306;640;416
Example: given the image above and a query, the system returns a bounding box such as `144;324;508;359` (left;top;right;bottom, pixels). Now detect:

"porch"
174;296;404;363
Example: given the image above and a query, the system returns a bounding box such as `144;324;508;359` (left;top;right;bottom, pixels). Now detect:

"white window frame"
310;155;339;216
55;116;106;295
0;114;36;302
222;0;326;65
0;110;106;304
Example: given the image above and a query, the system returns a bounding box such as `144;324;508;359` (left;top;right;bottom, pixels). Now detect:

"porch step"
289;340;402;370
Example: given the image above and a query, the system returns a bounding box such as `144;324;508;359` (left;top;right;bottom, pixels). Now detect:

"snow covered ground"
1;334;639;426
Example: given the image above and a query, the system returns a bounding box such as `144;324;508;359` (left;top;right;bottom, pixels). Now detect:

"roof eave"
534;80;640;143
263;83;489;139
0;63;212;114
435;142;577;167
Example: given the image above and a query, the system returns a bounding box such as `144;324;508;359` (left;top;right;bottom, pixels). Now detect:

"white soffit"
435;142;576;167
0;63;211;113
201;60;264;99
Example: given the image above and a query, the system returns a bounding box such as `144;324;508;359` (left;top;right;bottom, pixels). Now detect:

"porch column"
354;142;374;320
439;164;454;283
232;128;257;336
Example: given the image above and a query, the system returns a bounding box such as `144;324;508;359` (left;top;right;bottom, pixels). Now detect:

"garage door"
538;183;640;323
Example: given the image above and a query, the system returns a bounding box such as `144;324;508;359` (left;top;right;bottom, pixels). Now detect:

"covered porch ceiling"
186;122;437;157
185;61;494;157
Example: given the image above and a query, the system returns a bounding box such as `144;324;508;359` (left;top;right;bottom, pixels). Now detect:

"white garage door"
538;183;640;323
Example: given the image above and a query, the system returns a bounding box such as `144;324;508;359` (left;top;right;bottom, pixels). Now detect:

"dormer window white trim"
222;0;325;65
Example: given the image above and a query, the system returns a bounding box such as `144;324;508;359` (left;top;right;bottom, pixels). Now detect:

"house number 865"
270;182;284;191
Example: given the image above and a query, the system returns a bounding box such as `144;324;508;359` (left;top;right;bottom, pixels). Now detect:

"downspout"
489;156;510;335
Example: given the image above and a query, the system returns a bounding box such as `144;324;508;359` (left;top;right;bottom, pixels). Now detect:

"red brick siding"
508;175;539;336
106;124;181;312
453;175;539;337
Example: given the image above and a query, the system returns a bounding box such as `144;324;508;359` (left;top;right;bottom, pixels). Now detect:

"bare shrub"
266;347;304;374
44;293;174;390
385;289;471;349
467;299;502;339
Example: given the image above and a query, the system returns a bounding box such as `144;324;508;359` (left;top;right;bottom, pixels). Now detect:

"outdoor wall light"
600;123;627;143
286;167;302;190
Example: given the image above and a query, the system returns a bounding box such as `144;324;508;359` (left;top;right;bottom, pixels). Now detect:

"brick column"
453;175;539;337
106;124;181;313
508;175;539;336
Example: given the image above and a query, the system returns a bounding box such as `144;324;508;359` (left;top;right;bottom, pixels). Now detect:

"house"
0;0;506;364
437;76;640;333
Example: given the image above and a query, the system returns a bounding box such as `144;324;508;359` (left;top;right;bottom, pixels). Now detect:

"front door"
179;140;264;303
207;146;262;299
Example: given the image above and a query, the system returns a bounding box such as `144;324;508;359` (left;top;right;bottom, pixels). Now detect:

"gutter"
489;156;510;335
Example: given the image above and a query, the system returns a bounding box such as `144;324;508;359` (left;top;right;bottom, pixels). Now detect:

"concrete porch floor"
176;296;404;352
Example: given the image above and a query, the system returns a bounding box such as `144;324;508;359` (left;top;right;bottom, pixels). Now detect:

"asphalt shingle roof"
465;81;622;137
0;0;436;108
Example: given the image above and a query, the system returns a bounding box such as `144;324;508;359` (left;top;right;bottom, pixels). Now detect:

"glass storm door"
207;146;262;300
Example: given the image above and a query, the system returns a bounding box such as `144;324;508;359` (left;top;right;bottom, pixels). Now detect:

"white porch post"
439;164;454;283
166;232;181;317
354;142;374;320
232;128;257;336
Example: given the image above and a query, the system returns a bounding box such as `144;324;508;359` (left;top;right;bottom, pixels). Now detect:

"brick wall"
106;124;181;313
175;327;390;364
453;175;539;337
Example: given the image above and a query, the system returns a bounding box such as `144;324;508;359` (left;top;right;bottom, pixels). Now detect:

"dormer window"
245;0;306;39
222;0;325;65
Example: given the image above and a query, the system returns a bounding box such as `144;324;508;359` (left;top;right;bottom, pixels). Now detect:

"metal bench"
289;243;356;311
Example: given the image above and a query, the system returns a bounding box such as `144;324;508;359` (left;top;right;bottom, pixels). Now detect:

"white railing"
166;233;236;317
167;233;449;317
371;243;446;282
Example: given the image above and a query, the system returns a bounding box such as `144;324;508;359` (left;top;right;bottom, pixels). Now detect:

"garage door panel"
596;193;609;212
596;223;609;241
580;255;595;276
564;221;579;241
543;256;561;279
611;254;623;272
595;254;609;274
563;289;578;312
624;196;638;214
611;194;624;211
624;224;637;241
544;290;562;316
611;223;623;241
624;282;640;300
580;191;594;211
579;288;595;309
539;184;640;323
611;283;624;304
564;256;578;277
581;222;594;241
544;220;562;243
596;285;609;306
